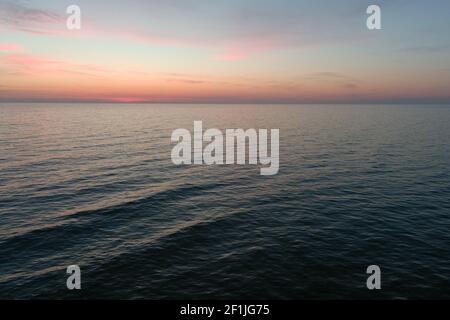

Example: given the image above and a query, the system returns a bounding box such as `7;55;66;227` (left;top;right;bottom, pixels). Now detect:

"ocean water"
0;103;449;299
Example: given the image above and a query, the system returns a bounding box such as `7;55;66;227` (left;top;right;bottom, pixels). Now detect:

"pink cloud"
0;52;117;78
0;3;280;61
214;39;287;61
2;54;61;70
213;35;286;61
0;3;287;61
0;43;23;52
214;52;246;61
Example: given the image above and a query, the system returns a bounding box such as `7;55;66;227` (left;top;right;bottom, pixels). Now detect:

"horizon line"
1;101;450;105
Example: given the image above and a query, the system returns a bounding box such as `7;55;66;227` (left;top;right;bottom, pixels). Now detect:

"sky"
0;0;450;103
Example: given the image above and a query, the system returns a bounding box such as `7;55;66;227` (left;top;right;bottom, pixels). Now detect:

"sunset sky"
1;0;450;103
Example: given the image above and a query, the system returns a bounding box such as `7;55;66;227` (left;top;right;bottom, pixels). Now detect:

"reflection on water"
0;103;449;299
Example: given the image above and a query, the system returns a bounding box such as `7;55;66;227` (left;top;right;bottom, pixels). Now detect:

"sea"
0;103;449;299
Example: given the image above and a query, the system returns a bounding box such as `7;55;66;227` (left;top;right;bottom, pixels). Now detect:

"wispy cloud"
0;1;63;34
0;43;23;52
0;51;116;78
0;0;365;61
213;37;282;61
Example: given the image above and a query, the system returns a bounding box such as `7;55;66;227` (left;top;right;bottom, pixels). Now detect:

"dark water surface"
0;103;449;299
